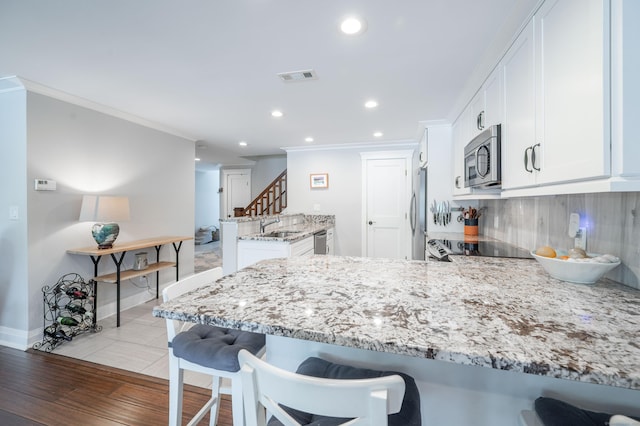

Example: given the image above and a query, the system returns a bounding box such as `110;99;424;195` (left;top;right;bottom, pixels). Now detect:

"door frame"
360;150;414;259
221;168;252;219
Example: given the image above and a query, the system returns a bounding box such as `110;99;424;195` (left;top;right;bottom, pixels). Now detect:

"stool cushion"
172;324;265;372
268;357;421;426
534;397;640;426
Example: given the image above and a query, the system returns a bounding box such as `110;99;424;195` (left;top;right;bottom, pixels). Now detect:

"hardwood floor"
0;346;234;426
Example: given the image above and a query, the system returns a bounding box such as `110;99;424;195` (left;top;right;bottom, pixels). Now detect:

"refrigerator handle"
410;193;416;234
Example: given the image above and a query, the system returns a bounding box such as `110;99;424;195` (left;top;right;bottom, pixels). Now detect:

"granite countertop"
237;223;333;243
153;255;640;389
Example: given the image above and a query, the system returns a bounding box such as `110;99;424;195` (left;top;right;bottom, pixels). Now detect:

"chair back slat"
239;350;405;426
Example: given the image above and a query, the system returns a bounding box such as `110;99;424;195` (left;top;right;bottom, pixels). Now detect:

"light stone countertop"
237;223;333;243
153;255;640;390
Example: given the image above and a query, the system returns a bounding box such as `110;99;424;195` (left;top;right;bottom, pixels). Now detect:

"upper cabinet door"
534;0;610;185
502;19;536;190
418;128;428;168
483;66;503;129
469;90;485;138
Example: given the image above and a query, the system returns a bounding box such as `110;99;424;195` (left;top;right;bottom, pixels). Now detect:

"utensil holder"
464;218;478;236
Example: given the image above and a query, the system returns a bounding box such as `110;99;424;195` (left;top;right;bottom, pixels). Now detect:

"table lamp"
79;195;130;249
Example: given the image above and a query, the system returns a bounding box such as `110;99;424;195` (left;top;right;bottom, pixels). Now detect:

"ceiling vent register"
277;69;318;82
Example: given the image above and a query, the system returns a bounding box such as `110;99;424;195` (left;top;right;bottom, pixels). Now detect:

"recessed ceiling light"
239;141;248;147
271;110;284;118
373;131;383;138
305;137;314;143
195;158;201;162
340;16;366;35
365;100;378;109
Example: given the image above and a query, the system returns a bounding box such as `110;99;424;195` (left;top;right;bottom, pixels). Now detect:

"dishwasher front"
314;231;327;254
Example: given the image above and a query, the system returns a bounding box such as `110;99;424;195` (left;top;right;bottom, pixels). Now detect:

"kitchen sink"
261;230;302;238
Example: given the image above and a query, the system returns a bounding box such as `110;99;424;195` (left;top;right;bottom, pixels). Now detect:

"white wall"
195;169;220;232
0;80;29;347
0;84;196;349
286;143;415;257
250;155;286;197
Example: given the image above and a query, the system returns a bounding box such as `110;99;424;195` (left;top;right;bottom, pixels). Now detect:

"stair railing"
243;169;287;216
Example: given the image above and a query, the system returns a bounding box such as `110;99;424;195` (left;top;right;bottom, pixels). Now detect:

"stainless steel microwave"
464;124;501;188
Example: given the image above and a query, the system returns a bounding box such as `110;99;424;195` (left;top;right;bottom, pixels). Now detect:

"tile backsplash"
479;192;640;289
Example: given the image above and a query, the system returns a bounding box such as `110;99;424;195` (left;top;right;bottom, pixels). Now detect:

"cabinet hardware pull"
455;176;461;188
532;143;541;171
524;146;533;173
477;111;485;130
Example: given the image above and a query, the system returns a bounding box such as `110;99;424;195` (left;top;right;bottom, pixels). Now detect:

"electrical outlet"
575;227;587;250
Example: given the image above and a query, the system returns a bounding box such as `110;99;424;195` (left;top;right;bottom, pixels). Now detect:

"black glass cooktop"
428;239;532;261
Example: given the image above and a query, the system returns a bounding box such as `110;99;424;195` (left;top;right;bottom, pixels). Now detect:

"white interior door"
361;152;412;259
223;169;251;218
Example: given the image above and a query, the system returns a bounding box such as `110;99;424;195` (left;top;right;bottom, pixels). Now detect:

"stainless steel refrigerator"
411;167;427;260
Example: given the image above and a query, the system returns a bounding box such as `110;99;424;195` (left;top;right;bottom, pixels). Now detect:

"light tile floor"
53;241;223;389
54;299;215;388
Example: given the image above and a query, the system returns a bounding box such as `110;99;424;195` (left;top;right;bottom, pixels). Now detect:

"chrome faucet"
260;217;280;233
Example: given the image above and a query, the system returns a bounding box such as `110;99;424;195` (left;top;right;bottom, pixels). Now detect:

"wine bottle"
65;303;87;315
56;316;79;326
44;326;72;341
65;287;88;299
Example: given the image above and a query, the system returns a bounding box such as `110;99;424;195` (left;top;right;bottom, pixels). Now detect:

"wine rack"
33;273;102;352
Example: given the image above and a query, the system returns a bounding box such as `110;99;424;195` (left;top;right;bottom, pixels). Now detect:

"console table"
68;236;192;327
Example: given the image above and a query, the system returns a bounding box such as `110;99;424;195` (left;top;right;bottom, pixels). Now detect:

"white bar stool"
163;268;265;426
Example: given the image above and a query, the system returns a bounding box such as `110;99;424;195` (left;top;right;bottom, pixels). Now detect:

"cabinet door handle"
476;111;485;130
532;143;541;171
368;220;375;225
455;176;461;189
524;146;533;173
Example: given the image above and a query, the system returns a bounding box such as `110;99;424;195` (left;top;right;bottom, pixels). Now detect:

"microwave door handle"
475;146;488;178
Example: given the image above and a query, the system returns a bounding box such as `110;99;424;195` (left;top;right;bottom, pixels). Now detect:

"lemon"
535;246;557;258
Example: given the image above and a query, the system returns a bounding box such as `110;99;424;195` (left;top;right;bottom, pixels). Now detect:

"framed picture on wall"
310;173;329;189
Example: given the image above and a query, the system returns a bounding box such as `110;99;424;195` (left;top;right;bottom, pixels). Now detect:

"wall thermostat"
34;179;57;191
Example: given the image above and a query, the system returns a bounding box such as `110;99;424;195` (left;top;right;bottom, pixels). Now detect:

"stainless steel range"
427;238;532;262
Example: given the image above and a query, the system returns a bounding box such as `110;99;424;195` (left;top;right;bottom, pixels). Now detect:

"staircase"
242;169;287;216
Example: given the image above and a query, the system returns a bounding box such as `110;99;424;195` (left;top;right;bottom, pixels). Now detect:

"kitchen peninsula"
153;255;640;425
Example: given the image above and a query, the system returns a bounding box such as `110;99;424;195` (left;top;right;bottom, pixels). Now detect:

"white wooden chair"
238;349;407;426
163;268;265;426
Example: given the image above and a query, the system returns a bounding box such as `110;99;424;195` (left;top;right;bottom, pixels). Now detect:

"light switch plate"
575;227;587;250
9;206;18;220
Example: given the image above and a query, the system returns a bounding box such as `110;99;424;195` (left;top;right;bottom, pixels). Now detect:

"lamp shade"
79;195;130;222
79;195;130;249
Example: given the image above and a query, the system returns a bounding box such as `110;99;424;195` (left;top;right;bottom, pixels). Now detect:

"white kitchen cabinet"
502;0;609;191
469;91;485;138
418;128;428;169
483;66;503;130
502;19;537;190
533;0;609;186
290;236;314;257
237;235;314;270
451;112;471;196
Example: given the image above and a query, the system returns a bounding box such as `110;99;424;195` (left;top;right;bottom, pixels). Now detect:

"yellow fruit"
536;246;557;258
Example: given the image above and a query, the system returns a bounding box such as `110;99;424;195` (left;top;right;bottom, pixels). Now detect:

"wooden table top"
67;236;192;256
